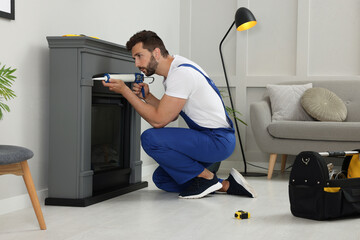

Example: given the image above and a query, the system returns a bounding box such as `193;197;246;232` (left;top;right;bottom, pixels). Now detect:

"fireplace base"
45;181;148;207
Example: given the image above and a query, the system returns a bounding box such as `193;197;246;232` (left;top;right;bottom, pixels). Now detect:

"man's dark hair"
126;30;169;57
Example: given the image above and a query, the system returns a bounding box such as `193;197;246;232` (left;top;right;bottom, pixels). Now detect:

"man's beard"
140;55;158;76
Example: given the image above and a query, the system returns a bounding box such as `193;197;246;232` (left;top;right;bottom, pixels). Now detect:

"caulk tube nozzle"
92;76;107;81
92;73;110;82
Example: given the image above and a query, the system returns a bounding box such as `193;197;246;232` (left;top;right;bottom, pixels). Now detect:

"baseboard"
141;159;290;178
0;189;48;216
142;163;158;179
218;158;295;176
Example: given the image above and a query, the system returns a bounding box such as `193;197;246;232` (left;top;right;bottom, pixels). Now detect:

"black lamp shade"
235;7;257;31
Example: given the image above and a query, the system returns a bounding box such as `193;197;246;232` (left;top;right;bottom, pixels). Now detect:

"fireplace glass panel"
91;96;125;172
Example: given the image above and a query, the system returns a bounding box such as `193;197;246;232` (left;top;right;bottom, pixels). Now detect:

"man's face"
132;42;158;76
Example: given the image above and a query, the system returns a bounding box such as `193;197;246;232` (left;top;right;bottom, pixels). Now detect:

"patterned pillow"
267;83;313;121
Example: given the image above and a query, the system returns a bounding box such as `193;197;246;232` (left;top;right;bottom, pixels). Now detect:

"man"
103;30;257;199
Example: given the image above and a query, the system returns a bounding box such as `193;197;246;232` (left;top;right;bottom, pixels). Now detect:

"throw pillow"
266;83;313;121
301;87;347;122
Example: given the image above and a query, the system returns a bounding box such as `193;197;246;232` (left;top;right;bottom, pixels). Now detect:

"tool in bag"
289;150;360;220
342;150;360;178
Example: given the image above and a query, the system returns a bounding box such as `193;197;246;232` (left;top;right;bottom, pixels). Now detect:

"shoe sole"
230;168;258;198
179;182;223;199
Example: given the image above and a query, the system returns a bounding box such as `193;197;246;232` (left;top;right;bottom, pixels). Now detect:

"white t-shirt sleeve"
164;68;196;99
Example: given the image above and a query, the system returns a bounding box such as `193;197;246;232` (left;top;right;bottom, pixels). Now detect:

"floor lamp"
219;7;266;177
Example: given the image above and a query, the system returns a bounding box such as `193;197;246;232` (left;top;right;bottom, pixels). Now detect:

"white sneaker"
226;168;257;198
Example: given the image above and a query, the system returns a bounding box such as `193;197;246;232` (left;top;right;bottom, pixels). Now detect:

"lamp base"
240;171;267;177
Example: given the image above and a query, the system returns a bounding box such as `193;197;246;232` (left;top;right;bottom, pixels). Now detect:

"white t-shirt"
164;55;230;129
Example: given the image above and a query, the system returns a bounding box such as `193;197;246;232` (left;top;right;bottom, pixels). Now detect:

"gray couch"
250;80;360;179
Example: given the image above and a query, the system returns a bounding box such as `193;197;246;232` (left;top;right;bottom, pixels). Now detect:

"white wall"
0;0;180;213
180;0;360;172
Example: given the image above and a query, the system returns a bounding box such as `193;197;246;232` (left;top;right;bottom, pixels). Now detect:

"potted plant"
0;63;16;119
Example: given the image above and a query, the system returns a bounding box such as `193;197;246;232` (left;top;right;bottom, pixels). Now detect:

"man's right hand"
133;82;149;99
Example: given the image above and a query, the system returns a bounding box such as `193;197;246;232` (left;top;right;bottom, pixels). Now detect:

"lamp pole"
219;21;249;174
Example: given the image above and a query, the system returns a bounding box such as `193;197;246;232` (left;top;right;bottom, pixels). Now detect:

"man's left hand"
102;79;128;94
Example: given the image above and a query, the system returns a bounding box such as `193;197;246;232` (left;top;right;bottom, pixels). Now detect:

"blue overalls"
141;64;236;192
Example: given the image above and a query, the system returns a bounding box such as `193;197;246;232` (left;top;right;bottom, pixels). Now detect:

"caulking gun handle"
141;87;145;98
135;79;145;98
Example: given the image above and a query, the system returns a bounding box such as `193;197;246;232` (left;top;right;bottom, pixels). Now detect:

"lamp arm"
219;21;236;115
219;20;248;173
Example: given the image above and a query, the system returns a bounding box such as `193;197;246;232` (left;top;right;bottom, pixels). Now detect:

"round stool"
0;145;46;230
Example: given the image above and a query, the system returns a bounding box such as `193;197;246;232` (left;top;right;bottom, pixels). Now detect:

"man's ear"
153;48;161;60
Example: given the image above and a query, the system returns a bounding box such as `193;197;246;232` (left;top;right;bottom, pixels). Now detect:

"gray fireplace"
45;36;147;207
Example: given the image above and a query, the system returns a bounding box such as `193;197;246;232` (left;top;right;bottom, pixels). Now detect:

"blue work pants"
141;127;235;192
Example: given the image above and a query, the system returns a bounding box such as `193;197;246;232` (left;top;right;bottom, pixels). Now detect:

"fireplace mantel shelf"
47;36;130;56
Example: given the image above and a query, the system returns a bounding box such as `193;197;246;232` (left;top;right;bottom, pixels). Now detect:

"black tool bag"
289;151;360;220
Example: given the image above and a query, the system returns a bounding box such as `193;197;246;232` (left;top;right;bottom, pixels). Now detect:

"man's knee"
152;168;171;191
152;167;184;193
152;168;163;189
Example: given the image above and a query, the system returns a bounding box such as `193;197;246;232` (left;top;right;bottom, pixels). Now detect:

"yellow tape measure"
234;210;250;219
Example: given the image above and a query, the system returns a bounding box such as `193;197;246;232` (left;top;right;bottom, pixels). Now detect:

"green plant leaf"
0;63;16;119
0;102;11;120
225;106;247;126
220;90;247;126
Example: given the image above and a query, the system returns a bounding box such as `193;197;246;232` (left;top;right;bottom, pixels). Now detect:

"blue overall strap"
178;63;233;129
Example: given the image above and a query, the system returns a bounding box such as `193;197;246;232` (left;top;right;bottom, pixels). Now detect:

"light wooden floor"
1;171;360;240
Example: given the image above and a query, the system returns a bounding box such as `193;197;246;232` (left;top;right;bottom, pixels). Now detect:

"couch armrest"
250;100;272;131
250;100;273;151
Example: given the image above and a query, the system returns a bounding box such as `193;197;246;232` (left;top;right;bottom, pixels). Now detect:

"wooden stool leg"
20;161;47;230
281;154;288;173
267;153;277;180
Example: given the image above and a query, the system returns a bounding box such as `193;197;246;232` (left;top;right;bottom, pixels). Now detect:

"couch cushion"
266;83;313;121
268;121;360;141
301;87;347;122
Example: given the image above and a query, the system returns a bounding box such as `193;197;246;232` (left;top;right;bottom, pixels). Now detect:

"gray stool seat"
0;145;34;165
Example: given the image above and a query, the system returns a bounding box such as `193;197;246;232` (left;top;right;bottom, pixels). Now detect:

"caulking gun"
92;73;154;98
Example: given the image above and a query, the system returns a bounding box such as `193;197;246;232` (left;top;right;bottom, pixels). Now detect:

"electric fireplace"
45;36;147;207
